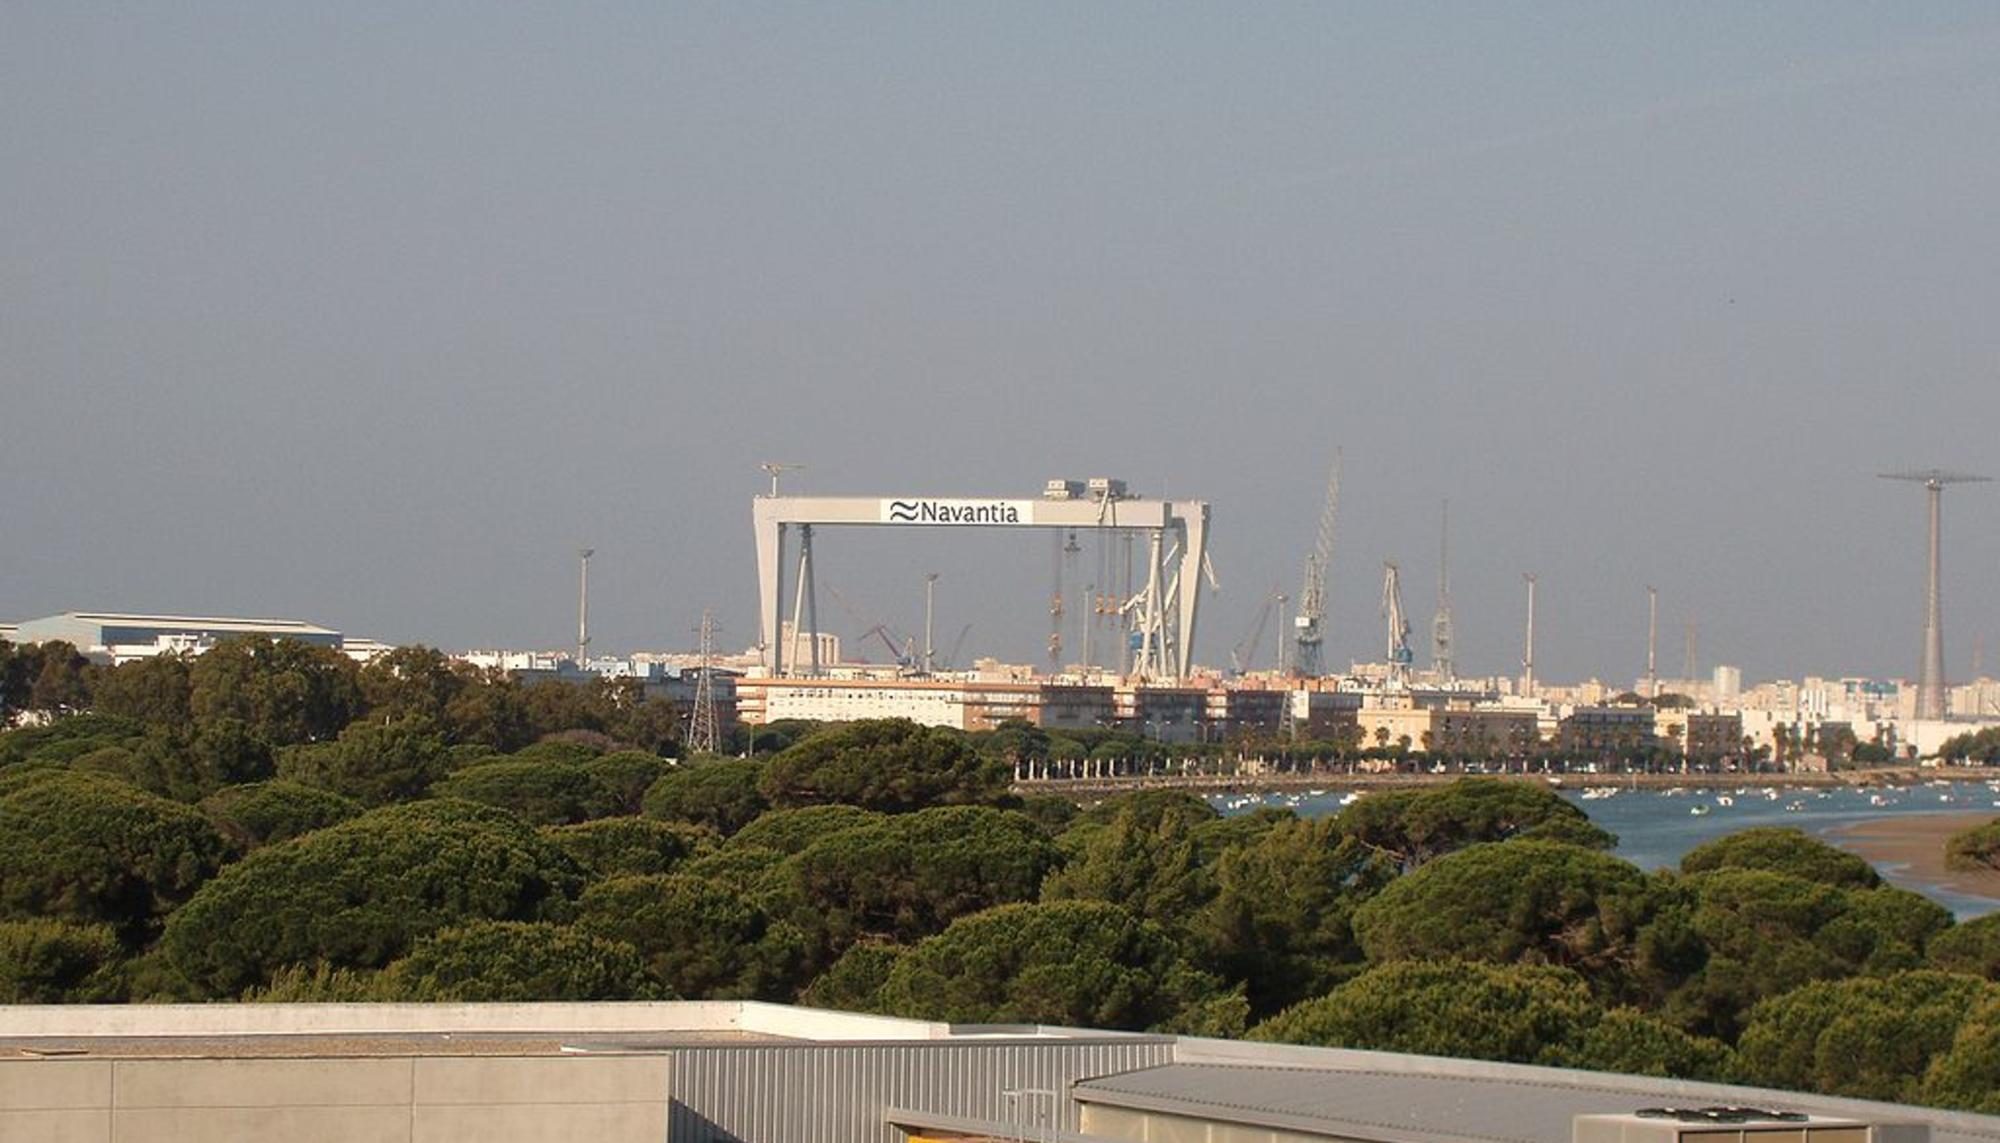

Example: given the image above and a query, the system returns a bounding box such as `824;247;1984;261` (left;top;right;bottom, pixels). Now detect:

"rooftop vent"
1634;1109;1810;1124
1576;1111;1928;1143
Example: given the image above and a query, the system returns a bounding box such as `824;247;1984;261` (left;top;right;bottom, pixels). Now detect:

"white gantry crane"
1383;560;1413;689
1294;451;1342;677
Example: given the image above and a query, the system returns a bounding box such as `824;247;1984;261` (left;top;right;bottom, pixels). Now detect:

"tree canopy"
276;715;452;806
14;670;2000;1114
1946;820;2000;873
1734;971;1990;1102
873;900;1235;1032
1680;827;1881;888
160;799;582;996
1351;840;1660;993
1337;779;1613;871
376;920;663;1002
199;780;362;850
0;770;229;943
1197;816;1395;1015
1666;869;1950;1040
540;817;717;879
1929;913;2000;979
576;874;802;1000
760;718;1009;812
432;757;623;826
1251;960;1601;1065
188;636;361;746
642;758;770;835
773;805;1060;962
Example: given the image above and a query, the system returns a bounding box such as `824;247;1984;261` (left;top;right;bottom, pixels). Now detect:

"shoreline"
1822;811;2000;907
1013;765;1953;800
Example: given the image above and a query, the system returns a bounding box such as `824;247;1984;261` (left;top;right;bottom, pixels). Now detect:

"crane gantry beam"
752;488;1210;681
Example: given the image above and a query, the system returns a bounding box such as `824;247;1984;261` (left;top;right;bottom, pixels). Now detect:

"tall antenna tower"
576;548;594;666
1382;561;1413;688
1881;468;1992;719
1520;573;1537;697
1431;499;1455;682
686;610;721;756
1294;451;1342;677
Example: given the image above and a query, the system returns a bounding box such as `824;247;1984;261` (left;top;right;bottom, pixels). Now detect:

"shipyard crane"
1294;451;1342;677
823;582;914;668
1431;500;1455;682
1382;560;1413;688
939;624;974;670
1229;585;1284;676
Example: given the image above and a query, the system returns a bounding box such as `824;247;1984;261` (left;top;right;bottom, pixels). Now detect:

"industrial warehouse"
3;1001;1997;1143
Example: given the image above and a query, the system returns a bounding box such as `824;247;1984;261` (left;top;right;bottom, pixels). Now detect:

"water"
1210;778;2000;918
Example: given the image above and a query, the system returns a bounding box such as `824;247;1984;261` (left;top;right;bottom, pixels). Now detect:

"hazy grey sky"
6;3;1999;685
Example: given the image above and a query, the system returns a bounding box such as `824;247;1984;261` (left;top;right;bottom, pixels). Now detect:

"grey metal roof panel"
1073;1062;2000;1143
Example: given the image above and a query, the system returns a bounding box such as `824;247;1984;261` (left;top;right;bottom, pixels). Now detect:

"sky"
5;3;2000;686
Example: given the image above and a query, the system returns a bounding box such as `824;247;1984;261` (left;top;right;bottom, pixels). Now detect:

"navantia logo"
879;499;1030;525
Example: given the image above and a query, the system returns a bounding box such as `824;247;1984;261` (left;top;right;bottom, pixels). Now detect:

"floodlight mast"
1880;469;1992;719
1521;573;1537;697
1645;585;1659;700
576;548;594;666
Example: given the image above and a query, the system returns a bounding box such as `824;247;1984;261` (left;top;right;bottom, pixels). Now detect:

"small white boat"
1690;804;1712;816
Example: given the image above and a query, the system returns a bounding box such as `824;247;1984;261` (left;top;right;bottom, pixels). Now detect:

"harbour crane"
1382;561;1413;688
823;582;915;669
938;624;974;670
1294;451;1342;677
1431;500;1455;682
1229;585;1284;676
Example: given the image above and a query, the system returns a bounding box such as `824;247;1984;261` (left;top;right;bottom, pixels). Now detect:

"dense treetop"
9;636;2000;1113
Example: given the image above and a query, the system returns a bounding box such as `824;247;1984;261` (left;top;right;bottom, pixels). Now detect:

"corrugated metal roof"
668;1038;1175;1143
66;612;338;635
1074;1061;2000;1143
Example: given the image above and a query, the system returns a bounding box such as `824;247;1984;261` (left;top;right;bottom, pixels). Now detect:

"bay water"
1210;777;2000;918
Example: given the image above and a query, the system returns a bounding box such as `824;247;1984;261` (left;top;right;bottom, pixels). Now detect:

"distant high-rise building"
1713;665;1742;704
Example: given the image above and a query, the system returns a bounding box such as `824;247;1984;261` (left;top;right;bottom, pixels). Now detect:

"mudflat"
1826;811;2000;901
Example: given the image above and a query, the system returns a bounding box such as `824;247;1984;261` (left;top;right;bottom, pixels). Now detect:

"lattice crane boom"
1383;560;1413;687
1431;499;1455;682
1294;450;1342;677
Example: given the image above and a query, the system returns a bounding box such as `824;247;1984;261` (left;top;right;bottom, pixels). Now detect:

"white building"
7;612;343;665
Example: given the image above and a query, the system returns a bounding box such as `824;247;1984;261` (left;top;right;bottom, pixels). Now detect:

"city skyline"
6;4;1999;682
